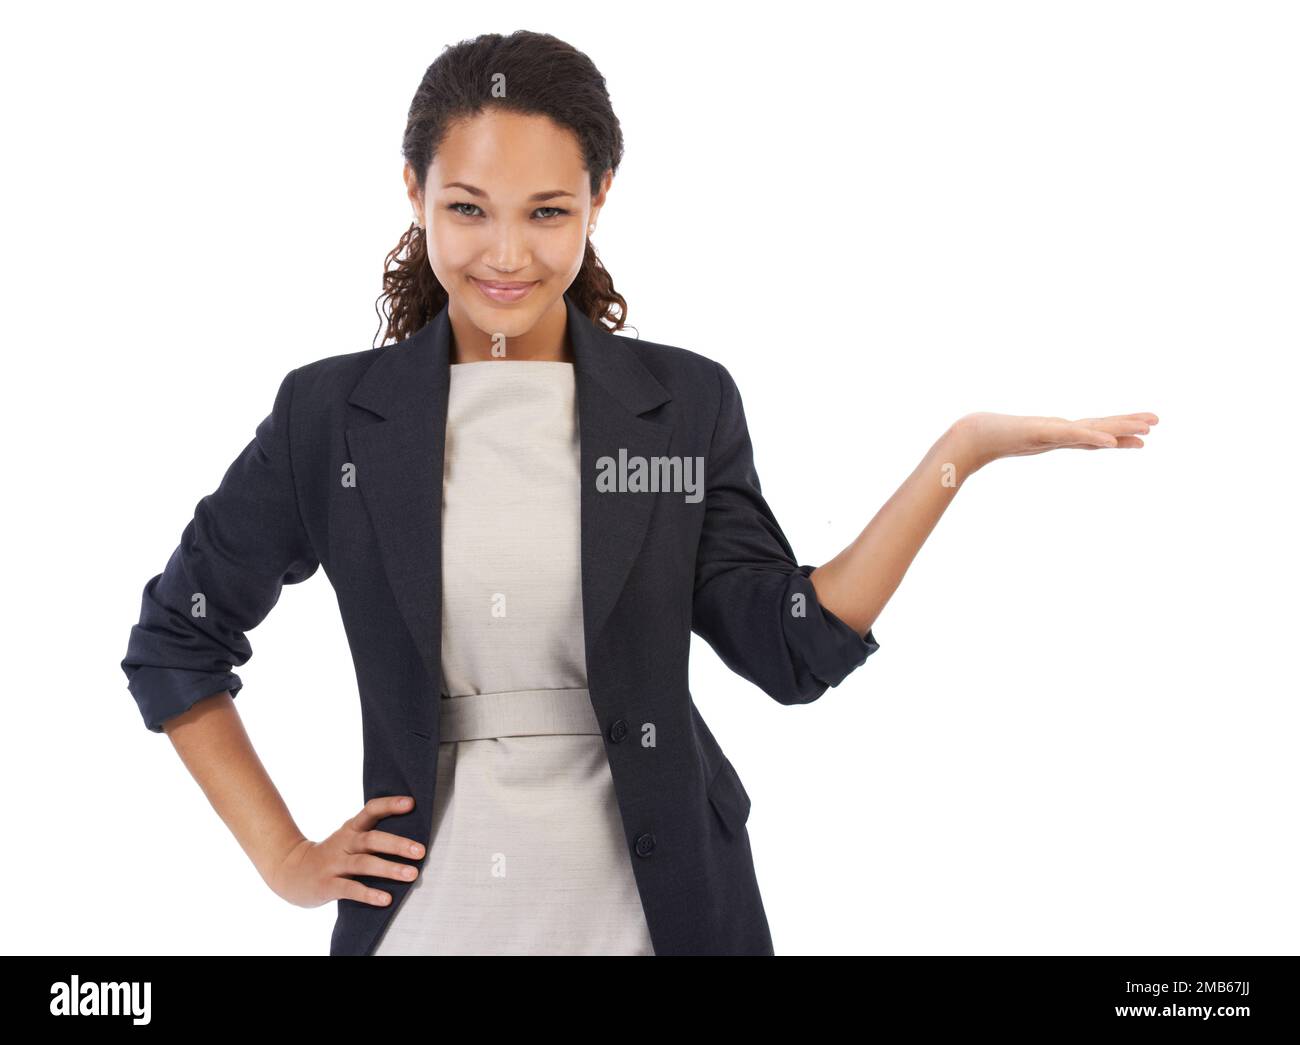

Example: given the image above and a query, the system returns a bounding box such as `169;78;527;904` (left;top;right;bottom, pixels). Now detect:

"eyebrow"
442;181;575;202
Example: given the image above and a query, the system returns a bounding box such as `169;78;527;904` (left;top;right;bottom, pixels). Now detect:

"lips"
471;277;538;304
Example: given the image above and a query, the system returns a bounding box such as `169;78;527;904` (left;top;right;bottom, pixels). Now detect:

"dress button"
609;719;628;743
634;832;656;857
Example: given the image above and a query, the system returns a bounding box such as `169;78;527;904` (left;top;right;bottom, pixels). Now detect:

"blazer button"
608;719;628;743
634;832;655;857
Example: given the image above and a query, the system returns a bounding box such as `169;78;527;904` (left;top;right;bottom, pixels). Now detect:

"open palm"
959;411;1159;466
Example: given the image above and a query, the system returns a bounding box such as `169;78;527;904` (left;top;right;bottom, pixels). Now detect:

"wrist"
937;418;989;482
254;831;309;887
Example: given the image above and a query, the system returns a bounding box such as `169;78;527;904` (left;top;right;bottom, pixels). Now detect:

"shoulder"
608;332;753;444
607;330;733;409
287;343;394;405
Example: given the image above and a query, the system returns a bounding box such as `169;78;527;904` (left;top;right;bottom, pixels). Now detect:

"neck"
447;295;574;363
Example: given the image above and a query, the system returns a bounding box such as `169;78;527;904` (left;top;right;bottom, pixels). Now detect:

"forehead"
431;109;588;195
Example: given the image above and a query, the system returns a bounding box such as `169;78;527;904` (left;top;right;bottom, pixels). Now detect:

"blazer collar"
343;292;674;734
346;292;670;420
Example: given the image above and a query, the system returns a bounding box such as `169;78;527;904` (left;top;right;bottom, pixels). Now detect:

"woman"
121;31;1157;955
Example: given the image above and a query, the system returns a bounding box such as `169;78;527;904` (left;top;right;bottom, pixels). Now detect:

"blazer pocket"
707;757;752;836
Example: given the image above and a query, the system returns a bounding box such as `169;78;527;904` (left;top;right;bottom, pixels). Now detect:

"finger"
356;829;426;860
1060;434;1145;450
1080;415;1157;435
1061;426;1117;447
348;795;416;834
1077;417;1151;436
1085;413;1158;424
1106;417;1152;435
345;852;421;882
332;878;394;907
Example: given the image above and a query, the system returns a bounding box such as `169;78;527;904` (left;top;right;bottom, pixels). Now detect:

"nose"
482;220;532;275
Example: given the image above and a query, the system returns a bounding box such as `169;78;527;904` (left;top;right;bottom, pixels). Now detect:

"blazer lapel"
344;311;450;730
342;292;673;727
567;294;673;650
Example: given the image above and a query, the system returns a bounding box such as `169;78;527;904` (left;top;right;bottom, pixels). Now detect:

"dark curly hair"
375;30;628;347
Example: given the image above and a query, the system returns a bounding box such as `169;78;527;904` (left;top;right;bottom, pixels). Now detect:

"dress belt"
437;687;602;742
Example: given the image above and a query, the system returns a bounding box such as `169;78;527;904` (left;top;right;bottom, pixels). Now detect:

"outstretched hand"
957;411;1159;469
807;409;1161;636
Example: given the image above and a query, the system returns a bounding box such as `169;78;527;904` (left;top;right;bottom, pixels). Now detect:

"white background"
2;1;1295;956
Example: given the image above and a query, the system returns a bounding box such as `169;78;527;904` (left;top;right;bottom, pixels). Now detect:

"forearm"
809;419;985;636
161;692;308;886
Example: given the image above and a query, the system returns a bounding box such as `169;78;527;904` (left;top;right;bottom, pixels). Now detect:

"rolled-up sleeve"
691;362;879;705
121;366;320;732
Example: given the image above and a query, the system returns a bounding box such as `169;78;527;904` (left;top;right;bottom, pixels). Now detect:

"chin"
466;301;541;338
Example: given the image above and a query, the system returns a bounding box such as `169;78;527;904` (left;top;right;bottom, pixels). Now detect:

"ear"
403;162;425;223
590;168;613;225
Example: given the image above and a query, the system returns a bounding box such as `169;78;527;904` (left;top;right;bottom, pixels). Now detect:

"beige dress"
371;360;656;956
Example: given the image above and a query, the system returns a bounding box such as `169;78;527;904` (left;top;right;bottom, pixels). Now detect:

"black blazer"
121;291;880;955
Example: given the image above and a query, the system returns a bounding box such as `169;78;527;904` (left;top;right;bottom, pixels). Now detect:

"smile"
470;277;539;304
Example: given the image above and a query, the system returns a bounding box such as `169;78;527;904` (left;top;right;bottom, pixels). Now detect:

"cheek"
426;223;479;272
540;228;588;278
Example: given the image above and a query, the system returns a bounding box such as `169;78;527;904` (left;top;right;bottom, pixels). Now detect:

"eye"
445;202;570;220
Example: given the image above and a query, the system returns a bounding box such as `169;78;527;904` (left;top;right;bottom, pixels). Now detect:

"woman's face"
406;108;610;343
